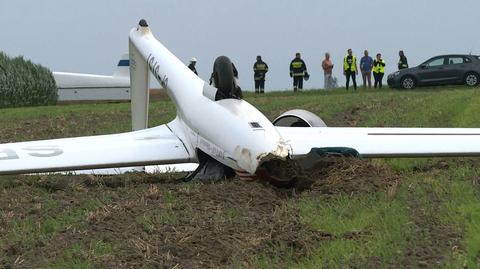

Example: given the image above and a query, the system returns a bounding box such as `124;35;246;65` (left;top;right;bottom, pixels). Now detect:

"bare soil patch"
0;159;464;268
0;159;397;268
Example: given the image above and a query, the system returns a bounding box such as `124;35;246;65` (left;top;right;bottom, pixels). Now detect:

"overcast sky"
1;0;479;91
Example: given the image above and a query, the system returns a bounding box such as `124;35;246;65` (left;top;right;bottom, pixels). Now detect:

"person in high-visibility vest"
398;50;409;70
253;55;269;93
343;49;358;90
289;53;309;92
373;53;386;88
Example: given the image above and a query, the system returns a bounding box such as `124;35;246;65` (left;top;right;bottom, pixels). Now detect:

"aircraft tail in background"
53;53;131;102
113;53;130;77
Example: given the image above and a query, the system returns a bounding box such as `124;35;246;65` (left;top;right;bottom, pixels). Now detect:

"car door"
444;56;471;83
416;56;450;85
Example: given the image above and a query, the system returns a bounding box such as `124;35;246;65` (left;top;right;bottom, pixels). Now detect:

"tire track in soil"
398;181;461;268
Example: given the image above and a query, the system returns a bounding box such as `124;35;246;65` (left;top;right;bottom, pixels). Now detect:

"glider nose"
234;139;290;174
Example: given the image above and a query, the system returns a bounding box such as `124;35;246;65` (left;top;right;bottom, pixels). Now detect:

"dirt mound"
307;158;399;196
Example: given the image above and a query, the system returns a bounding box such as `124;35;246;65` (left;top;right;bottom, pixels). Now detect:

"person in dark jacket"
398;51;408;70
290;53;308;92
253;55;269;93
188;57;198;75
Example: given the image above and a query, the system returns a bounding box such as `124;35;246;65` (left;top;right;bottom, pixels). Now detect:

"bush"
0;52;57;108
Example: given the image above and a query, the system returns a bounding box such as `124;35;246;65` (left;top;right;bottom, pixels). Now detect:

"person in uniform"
373;53;386;88
343;49;358;91
290;53;308;92
253;55;269;93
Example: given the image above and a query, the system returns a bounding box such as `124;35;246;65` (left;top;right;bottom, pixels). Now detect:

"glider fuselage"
129;25;290;174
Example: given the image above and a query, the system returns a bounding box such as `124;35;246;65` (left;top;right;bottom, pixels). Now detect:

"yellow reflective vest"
373;59;386;74
290;58;307;77
343;55;357;72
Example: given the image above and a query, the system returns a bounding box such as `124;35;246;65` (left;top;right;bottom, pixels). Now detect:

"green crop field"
1;86;480;268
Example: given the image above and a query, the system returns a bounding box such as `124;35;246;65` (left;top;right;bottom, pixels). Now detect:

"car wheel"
401;76;415;89
464;72;479;87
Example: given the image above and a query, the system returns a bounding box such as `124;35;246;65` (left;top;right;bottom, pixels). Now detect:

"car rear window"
448;57;464;64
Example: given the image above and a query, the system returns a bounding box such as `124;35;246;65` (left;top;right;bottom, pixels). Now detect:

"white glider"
1;19;480;183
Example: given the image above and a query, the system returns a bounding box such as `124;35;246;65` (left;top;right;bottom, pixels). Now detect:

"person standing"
398;50;409;70
322;53;334;89
373;53;386;88
253;55;269;93
290;53;308;92
360;50;373;88
188;57;198;75
343;49;358;91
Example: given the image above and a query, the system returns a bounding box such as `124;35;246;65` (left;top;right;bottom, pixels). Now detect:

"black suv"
387;54;480;89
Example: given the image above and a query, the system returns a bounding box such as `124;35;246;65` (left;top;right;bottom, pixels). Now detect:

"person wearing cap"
253;55;269;93
188;58;198;75
290;52;309;92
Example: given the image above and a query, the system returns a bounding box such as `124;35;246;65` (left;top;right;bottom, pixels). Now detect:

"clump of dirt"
258;156;399;196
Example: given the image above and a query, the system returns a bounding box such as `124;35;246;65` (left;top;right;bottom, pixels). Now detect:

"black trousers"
345;70;357;90
293;76;303;91
373;72;384;88
255;80;265;93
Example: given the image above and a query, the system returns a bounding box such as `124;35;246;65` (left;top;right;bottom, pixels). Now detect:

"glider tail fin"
113;53;130;77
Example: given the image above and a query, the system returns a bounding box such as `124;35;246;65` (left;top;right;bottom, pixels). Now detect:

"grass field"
1;86;480;268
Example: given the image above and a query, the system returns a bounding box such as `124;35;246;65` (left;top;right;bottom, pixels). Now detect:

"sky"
1;0;479;91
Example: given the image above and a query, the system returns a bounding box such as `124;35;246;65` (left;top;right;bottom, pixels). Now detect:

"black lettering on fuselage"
147;53;169;88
